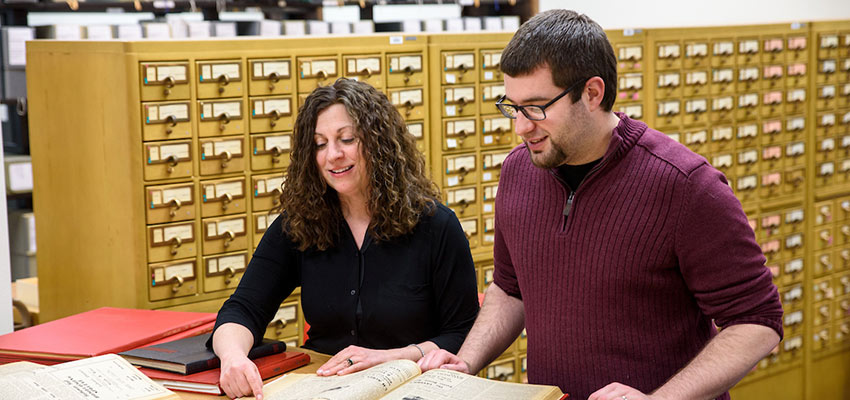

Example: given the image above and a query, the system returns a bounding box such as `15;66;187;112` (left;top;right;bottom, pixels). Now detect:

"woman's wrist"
404;343;425;361
407;343;426;361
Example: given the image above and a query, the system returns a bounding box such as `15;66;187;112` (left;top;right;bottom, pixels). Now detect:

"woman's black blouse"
211;204;480;355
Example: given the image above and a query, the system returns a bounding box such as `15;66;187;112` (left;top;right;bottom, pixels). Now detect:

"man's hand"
317;345;394;376
588;382;656;400
218;354;264;400
416;349;470;374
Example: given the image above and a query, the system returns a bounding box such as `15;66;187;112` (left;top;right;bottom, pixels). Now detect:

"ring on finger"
622;396;628;400
346;358;354;367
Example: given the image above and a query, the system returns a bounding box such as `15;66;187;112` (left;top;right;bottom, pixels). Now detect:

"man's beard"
526;138;568;169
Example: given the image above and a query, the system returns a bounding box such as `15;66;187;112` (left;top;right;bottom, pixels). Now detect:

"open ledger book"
252;359;566;400
0;353;178;400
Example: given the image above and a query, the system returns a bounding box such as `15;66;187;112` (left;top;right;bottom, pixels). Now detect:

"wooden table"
177;349;331;399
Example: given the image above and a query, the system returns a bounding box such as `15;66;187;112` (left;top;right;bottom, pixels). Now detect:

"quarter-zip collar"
548;112;647;189
547;112;648;228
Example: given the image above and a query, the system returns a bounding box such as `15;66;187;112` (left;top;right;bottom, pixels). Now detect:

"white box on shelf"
330;21;352;34
283;20;307;36
352;21;375;34
402;20;422;33
259;20;282;36
14;277;38;310
483;17;502;31
4;155;32;195
502;16;520;31
187;21;211;38
463;17;482;32
114;25;143;40
307;20;329;35
84;25;113;40
168;20;189;38
213;22;237;37
445;18;464;32
424;19;444;32
142;22;171;39
1;27;34;67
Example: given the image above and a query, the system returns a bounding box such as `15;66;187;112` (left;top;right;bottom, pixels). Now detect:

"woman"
211;78;479;399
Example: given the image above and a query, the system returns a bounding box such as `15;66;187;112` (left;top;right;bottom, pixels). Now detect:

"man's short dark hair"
501;9;618;111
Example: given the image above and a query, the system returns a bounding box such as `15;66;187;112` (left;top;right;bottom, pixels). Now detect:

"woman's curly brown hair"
279;78;439;251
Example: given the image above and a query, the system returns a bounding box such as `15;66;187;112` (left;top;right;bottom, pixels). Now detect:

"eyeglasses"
495;77;590;121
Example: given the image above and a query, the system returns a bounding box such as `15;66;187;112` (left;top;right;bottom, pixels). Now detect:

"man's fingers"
438;359;470;374
417;349;457;371
418;357;439;370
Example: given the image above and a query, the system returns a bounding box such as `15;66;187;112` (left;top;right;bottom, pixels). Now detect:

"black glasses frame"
495;77;591;121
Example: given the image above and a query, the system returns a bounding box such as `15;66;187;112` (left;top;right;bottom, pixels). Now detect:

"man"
418;9;783;400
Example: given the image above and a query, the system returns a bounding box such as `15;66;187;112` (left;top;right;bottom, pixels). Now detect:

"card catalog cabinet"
28;35;430;355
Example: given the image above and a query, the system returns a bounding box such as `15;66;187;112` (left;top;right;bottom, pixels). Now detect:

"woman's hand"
316;345;397;376
219;354;264;400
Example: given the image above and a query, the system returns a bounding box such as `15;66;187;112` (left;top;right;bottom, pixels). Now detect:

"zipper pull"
564;191;575;217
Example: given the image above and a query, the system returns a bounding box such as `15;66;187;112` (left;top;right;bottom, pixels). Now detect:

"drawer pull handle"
170;275;184;293
220;193;233;210
219;113;231;132
165;155;179;173
218;75;230;94
165;115;177;134
220;151;232;168
162;76;175;95
269;109;281;127
170;237;183;255
168;199;182;217
267;72;280;91
224;266;236;285
223;230;235;247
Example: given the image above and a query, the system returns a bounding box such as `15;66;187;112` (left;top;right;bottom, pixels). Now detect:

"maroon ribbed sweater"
493;113;783;399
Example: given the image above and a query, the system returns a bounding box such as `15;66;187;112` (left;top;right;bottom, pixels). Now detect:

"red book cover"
0;307;216;362
140;351;311;395
0;354;64;366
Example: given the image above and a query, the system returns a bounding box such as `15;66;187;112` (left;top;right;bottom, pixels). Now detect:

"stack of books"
0;307;311;395
120;332;309;394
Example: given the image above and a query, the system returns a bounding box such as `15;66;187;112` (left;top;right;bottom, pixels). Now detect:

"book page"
0;354;178;400
0;370;98;400
261;359;420;400
381;369;563;400
0;360;47;375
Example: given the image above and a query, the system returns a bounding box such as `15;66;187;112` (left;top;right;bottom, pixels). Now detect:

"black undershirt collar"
556;158;602;192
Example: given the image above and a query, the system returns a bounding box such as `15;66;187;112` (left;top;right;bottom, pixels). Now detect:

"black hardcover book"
119;333;286;375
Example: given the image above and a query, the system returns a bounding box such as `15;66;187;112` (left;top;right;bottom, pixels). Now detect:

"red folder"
140;351;311;395
0;307;216;363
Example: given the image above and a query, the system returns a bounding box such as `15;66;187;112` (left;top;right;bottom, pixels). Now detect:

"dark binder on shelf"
120;332;286;374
